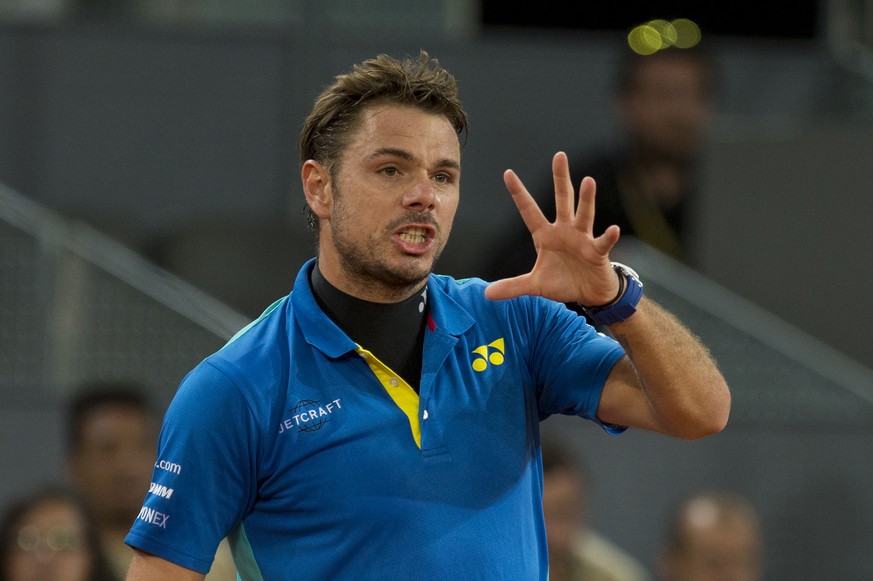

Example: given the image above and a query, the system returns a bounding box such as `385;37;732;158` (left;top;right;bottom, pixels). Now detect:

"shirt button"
423;410;429;420
389;377;399;387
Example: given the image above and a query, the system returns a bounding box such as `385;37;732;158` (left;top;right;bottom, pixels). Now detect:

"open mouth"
398;227;429;244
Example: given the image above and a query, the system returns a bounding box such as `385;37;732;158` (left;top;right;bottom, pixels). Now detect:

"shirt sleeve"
125;360;258;573
526;298;627;433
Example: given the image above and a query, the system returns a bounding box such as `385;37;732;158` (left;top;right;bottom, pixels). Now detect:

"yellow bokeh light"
628;24;663;55
648;19;678;47
628;18;702;55
671;18;702;48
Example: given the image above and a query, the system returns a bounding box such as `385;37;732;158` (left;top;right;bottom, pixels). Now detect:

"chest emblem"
471;338;505;372
278;399;342;434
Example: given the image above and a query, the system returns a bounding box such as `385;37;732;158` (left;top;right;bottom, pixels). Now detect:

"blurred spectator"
65;381;237;580
541;440;650;581
0;484;117;581
485;44;717;282
657;490;764;581
65;382;157;578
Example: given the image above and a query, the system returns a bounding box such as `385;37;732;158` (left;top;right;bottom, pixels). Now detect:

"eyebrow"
366;147;461;172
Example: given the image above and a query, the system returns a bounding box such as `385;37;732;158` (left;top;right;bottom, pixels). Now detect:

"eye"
380;166;399;177
433;172;454;184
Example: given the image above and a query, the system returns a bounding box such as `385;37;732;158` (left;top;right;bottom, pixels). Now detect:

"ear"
302;159;333;220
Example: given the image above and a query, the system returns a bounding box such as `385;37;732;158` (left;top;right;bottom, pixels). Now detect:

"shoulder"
172;295;293;420
428;273;578;333
429;272;489;296
207;298;289;380
575;530;651;581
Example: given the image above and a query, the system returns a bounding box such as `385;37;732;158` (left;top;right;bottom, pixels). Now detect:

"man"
487;45;716;281
66;383;159;579
598;46;716;261
541;441;650;581
66;382;236;580
658;491;764;581
124;51;730;580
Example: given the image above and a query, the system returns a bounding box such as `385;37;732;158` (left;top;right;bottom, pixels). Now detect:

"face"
662;511;764;581
5;499;93;581
619;55;713;161
542;469;584;561
68;405;156;527
304;103;461;301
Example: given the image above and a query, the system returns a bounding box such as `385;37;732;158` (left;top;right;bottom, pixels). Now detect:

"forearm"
605;297;731;439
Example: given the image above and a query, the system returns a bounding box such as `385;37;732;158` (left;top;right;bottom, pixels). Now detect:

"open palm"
485;152;621;306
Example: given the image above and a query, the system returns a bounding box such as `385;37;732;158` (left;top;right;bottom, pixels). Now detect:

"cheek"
439;194;459;222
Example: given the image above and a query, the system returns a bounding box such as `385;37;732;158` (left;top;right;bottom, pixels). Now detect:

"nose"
403;176;436;211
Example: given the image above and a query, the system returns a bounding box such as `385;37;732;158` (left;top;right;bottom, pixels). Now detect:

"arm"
596;298;730;439
126;550;206;581
485;152;730;439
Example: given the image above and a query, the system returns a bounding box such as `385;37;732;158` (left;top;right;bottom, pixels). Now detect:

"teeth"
399;228;427;244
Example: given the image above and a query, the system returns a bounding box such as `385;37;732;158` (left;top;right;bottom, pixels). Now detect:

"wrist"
583;267;625;310
580;262;644;326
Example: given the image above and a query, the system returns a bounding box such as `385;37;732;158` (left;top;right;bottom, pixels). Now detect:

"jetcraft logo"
279;399;342;434
471;338;505;372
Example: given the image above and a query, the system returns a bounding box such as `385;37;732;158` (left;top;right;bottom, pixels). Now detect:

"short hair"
66;381;151;453
663;489;762;553
298;50;469;235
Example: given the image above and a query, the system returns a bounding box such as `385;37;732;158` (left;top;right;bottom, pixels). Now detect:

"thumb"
593;224;621;255
485;275;532;301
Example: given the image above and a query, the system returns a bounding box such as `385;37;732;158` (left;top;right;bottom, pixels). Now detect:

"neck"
622;156;692;209
311;263;427;386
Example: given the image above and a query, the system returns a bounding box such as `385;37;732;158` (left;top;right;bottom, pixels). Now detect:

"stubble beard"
329;193;447;300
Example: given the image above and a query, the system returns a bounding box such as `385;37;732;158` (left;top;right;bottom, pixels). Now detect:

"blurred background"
1;1;872;579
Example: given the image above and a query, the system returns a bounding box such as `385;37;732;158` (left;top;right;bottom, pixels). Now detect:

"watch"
581;262;644;326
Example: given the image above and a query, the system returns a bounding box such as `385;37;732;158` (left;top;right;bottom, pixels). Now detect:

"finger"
574;176;597;233
592;224;621;255
552;151;575;222
503;169;548;233
484;274;535;301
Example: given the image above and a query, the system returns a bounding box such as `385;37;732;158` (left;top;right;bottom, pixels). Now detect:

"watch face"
613;262;642;285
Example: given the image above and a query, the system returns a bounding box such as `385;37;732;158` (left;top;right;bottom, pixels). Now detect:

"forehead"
631;56;709;90
22;499;85;529
78;404;152;440
345;103;460;156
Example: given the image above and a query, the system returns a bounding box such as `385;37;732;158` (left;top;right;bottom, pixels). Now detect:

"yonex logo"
137;506;170;528
471;338;505;372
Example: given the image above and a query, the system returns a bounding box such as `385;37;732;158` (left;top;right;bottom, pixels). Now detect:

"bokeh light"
628;24;663;55
671;18;702;48
628;18;701;55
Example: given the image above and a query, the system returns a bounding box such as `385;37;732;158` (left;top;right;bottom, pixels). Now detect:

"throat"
311;264;427;390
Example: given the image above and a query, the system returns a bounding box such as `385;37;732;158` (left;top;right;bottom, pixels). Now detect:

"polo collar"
292;259;475;358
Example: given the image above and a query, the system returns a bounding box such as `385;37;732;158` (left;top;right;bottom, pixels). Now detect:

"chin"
385;257;434;284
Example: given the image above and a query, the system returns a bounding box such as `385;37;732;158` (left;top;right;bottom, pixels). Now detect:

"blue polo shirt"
125;259;625;580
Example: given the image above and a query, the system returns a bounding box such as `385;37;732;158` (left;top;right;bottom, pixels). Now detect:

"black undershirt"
310;264;427;392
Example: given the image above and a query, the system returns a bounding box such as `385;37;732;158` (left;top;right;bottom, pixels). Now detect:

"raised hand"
485;151;622;306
